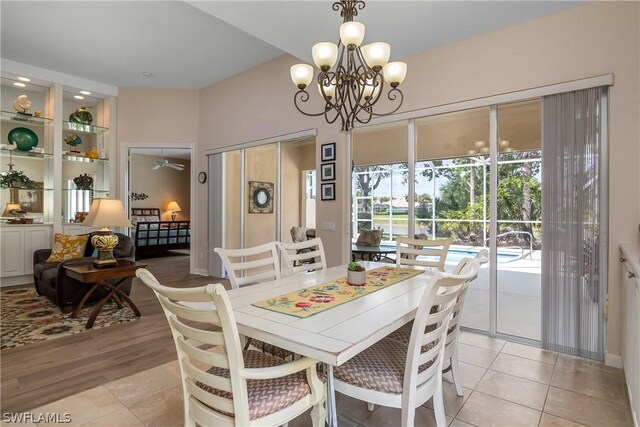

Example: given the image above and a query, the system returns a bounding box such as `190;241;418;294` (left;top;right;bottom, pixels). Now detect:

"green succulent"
0;170;36;189
348;261;365;272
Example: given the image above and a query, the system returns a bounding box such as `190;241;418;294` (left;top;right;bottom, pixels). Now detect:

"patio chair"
333;260;480;427
276;238;327;277
396;237;453;272
387;249;488;397
214;243;281;289
136;269;326;427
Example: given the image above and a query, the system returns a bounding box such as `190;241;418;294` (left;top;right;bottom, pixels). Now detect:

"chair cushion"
198;350;312;421
46;234;89;262
334;338;433;395
33;262;58;280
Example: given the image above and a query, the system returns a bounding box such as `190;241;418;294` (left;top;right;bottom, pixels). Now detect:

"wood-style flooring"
1;254;228;413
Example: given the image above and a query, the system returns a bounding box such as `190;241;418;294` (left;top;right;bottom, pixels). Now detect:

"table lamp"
2;203;25;217
166;201;181;221
82;198;132;268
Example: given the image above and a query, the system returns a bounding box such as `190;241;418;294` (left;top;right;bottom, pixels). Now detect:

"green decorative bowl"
69;107;93;125
7;127;38;152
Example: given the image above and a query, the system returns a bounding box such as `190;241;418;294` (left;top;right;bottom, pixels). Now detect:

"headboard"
131;208;161;225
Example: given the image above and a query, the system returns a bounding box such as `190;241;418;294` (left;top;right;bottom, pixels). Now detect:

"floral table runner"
252;266;424;318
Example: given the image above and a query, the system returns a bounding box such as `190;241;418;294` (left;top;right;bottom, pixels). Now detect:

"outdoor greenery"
354;151;542;248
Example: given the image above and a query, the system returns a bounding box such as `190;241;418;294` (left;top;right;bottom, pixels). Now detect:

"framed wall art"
321;183;335;201
321;162;335;181
248;181;274;214
11;182;44;213
321;142;336;161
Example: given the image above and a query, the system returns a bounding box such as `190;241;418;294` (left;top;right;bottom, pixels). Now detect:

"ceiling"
1;1;583;90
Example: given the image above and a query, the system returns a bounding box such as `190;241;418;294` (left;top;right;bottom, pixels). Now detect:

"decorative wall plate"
8;127;38;152
248;181;274;214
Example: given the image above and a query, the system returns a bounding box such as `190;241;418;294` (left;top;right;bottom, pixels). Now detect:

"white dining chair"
136;268;326;427
214;242;281;289
333;260;480;427
387;249;488;397
396;237;453;272
276;238;327;277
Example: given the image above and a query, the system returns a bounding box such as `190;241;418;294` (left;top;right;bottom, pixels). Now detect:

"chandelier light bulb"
312;42;339;71
361;43;390;71
290;64;314;89
318;79;337;99
382;62;407;87
340;21;365;48
361;78;380;100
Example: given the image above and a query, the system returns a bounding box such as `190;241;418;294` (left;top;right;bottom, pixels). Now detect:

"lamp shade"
312;42;338;70
290;64;314;89
82;198;132;228
361;78;381;99
167;201;181;212
340;21;365;47
382;61;407;86
361;43;390;70
2;203;23;217
318;77;337;98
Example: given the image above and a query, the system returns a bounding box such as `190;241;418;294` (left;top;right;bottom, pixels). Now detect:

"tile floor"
24;332;632;427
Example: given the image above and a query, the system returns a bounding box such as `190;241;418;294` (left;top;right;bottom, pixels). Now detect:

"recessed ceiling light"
17;77;31;82
142;71;153;77
74;95;84;100
13;82;26;87
80;90;91;95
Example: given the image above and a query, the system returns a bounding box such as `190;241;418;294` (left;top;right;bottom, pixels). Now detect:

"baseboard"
192;268;208;276
605;352;623;368
0;275;32;287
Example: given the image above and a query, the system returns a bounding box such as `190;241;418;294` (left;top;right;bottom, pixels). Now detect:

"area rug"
1;287;139;350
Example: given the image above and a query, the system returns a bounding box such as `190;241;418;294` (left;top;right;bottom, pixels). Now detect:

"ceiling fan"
153;149;185;171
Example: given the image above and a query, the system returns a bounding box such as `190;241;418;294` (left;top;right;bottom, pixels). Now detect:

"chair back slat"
183;359;233;393
159;298;221;324
186;380;236;415
277;238;327;277
214;243;281;289
396;237;453;272
177;337;230;369
169;317;226;347
189;395;235;426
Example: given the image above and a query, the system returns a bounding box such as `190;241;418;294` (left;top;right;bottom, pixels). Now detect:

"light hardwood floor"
0;254;228;413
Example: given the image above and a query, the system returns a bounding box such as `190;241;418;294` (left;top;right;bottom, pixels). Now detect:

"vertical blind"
541;87;607;361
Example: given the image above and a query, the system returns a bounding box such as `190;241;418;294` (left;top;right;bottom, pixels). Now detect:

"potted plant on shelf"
0;170;35;189
347;261;367;286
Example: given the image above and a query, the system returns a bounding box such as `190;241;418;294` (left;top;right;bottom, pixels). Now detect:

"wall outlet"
322;221;336;231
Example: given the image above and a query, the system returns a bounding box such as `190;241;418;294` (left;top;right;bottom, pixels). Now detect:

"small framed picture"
321;142;336;161
321;162;335;181
321;183;335;201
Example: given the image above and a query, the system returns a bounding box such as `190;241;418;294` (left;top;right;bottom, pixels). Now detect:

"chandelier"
290;0;407;131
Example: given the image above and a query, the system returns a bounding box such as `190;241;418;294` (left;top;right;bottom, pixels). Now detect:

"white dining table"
189;261;438;426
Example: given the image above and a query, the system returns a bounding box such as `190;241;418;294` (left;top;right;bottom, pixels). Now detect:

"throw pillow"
46;233;89;262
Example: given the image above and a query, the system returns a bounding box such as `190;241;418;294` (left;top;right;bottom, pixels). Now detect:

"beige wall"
280;139;315;242
129;153;190;221
193;1;639;358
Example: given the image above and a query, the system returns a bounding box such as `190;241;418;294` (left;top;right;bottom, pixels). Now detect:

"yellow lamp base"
91;233;119;268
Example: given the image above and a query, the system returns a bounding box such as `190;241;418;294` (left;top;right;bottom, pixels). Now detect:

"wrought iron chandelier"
290;0;407;131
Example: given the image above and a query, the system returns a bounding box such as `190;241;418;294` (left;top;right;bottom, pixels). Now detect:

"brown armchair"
33;232;135;311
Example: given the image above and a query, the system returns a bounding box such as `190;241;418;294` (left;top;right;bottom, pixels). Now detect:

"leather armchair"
33;232;135;311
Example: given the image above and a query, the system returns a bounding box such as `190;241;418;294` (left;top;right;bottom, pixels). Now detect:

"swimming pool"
443;248;519;264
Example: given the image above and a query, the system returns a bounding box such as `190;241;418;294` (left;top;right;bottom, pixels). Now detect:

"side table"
63;260;147;329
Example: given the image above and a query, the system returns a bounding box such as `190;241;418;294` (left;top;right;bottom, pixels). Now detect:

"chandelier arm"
369;88;405;117
293;90;332;118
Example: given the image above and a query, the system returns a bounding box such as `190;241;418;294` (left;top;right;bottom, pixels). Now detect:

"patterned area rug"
1;287;139;350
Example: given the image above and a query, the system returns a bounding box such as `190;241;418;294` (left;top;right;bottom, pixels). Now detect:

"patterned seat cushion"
197;350;312;421
334;338;433;395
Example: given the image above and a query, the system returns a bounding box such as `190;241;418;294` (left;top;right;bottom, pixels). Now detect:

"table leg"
325;364;339;427
85;276;140;329
72;283;99;318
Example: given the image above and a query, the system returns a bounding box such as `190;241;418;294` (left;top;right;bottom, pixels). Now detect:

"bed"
131;208;190;258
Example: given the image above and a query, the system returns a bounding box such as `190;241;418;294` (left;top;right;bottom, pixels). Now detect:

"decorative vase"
347;269;367;286
64;134;82;153
69;106;93;125
8;127;38;152
85;146;99;159
73;173;93;190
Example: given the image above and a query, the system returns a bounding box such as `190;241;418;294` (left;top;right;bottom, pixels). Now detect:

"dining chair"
214;242;281;289
387;249;488;397
395;237;453;272
333;260;480;427
136;268;326;427
276;237;327;277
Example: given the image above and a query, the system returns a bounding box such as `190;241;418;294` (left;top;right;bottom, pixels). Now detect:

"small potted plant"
347;261;367;286
0;170;35;189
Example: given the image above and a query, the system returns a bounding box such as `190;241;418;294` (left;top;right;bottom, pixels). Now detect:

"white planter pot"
347;270;367;285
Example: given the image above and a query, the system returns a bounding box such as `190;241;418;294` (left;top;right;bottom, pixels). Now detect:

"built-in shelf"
62;188;108;193
0;148;53;158
1;110;53;126
62;121;108;135
62;154;109;163
7;187;54;191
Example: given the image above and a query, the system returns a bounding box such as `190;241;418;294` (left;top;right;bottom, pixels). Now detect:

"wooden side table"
63;260;147;329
